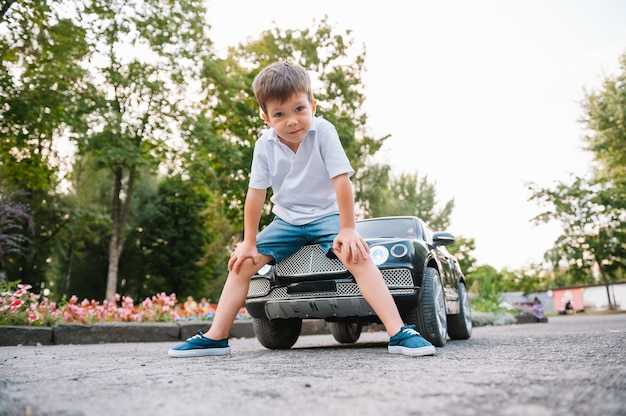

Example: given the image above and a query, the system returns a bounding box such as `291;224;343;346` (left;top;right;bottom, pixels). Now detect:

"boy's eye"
295;106;305;112
273;112;284;118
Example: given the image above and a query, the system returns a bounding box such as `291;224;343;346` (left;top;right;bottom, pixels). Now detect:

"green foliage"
70;0;217;301
580;52;626;189
120;175;230;301
1;0;93;290
525;52;626;304
529;175;626;289
1;0;91;194
467;264;504;313
499;267;548;294
448;236;477;275
361;170;455;227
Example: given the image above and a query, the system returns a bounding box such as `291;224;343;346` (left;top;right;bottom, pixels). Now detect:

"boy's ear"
311;99;317;115
261;111;270;124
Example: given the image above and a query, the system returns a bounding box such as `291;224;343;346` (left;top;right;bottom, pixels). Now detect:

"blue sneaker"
388;325;436;356
168;330;231;357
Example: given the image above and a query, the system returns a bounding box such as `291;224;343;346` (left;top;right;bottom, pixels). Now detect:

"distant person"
198;297;210;314
168;61;435;358
183;296;198;315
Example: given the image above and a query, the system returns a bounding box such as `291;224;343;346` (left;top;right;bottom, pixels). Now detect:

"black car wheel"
406;267;448;347
329;321;362;344
252;317;302;349
447;281;472;340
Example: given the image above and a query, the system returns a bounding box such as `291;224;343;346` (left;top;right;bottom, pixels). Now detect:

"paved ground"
0;313;624;416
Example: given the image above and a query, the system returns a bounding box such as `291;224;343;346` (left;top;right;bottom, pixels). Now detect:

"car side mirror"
433;232;455;247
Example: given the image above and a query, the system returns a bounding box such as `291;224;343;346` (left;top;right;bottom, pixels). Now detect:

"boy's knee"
231;255;272;277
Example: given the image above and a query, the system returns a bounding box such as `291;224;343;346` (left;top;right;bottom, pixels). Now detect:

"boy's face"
262;92;316;150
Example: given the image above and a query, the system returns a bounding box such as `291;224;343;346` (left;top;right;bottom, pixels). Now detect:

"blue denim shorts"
256;214;339;263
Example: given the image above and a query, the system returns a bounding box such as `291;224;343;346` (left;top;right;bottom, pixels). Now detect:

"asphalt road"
0;313;624;416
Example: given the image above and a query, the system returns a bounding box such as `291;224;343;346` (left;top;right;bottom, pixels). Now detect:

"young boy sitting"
168;61;435;358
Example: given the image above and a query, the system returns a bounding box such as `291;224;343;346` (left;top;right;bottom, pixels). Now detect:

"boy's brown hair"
252;61;314;115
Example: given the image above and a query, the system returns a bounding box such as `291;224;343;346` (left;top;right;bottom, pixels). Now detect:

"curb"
0;319;331;347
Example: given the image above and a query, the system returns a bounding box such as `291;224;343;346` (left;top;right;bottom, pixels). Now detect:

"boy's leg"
168;255;272;357
205;254;273;340
339;254;436;357
338;256;404;337
203;216;303;340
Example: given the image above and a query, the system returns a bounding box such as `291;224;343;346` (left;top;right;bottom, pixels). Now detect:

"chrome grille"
382;268;413;287
247;268;415;300
276;244;346;276
247;277;271;297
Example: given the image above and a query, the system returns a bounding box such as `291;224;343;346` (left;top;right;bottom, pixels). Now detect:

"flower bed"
0;281;249;327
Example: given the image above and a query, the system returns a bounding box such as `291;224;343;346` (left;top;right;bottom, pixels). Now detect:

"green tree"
466;264;504;313
581;52;626;189
364;171;454;229
527;52;626;306
529;176;625;308
73;0;215;301
500;266;546;294
0;0;91;287
120;175;230;301
45;156;121;300
0;0;89;193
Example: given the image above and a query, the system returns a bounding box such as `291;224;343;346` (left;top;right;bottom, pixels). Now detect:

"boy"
168;61;436;357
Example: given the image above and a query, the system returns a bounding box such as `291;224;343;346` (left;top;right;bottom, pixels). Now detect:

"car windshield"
356;218;423;240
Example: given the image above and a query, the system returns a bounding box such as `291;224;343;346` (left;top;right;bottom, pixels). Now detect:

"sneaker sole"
388;345;436;356
167;347;231;358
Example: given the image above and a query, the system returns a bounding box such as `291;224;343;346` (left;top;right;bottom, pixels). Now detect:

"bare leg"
339;255;404;337
205;254;273;340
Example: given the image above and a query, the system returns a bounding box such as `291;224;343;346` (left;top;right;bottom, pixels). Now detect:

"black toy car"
245;216;472;349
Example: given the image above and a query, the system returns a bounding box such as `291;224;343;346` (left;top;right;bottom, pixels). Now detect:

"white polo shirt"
249;117;354;226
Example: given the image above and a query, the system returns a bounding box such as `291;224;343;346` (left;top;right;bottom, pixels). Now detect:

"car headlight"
370;245;389;266
390;243;409;258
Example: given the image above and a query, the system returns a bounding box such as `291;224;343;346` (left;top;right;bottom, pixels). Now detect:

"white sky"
205;0;626;270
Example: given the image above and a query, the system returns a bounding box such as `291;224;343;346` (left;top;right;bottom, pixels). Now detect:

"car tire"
252;317;302;349
408;267;448;347
447;281;472;340
329;321;362;344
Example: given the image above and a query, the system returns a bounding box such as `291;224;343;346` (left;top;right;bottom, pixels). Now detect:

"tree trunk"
64;244;73;296
105;226;121;302
596;260;615;310
105;167;135;302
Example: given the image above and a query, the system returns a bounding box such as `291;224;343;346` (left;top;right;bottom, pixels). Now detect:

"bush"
471;311;517;326
470;295;517;326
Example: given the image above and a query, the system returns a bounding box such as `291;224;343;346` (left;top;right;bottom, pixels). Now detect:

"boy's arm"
331;173;370;264
242;187;266;243
228;187;266;273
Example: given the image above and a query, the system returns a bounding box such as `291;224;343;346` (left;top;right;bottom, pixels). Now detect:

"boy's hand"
228;240;261;273
333;227;370;264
